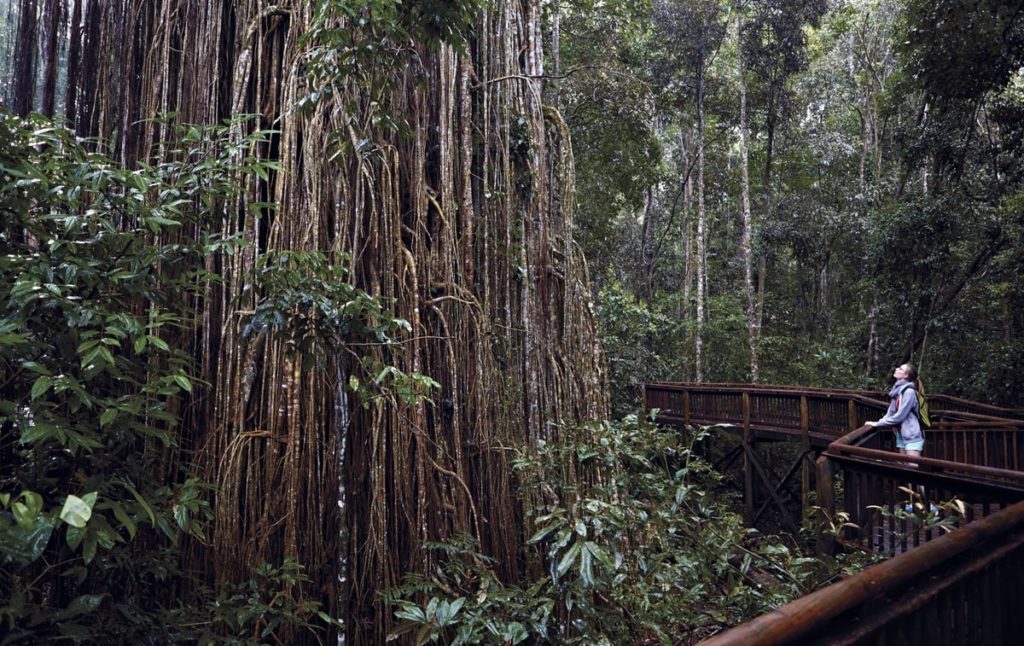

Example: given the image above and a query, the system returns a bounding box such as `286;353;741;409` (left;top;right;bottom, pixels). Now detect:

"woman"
866;363;924;459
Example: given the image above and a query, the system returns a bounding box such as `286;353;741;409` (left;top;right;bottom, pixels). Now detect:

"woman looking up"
866;363;924;460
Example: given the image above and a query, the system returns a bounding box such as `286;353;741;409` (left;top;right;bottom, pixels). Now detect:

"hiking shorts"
895;432;924;452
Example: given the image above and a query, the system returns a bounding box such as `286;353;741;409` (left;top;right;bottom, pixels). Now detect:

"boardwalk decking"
643;382;1024;644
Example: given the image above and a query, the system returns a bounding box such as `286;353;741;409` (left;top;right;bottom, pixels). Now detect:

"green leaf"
147;335;170;351
585;541;616;571
555;542;581;579
60;494;95;528
53;594;105;621
0;514;55;567
21;361;51;375
100;408;118;427
123;482;156;525
172;373;192;393
31;375;53;400
111;502;137;539
82;531;98;563
66;525;84;550
580;541;594;587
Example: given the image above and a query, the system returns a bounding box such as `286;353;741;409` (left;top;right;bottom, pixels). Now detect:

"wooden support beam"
753;448;814;528
801;395;811;515
747;447;801;534
816;455;836;555
743;391;753;521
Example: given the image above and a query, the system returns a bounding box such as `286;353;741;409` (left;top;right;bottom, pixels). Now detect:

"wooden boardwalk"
643;382;1024;644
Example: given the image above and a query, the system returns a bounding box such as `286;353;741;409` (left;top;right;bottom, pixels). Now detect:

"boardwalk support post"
800;395;810;515
743;391;753;521
815;454;836;555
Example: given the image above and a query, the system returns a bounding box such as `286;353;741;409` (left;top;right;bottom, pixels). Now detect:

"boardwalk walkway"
643;382;1024;644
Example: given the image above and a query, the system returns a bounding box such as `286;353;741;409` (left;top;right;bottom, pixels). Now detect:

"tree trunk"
39;0;62;117
736;12;759;383
12;0;39;116
10;2;609;643
695;57;707;382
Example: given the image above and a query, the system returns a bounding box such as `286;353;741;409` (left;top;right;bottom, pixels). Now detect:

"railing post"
848;399;858;432
683;390;691;425
816;455;836;555
801;395;811;516
743;391;753;521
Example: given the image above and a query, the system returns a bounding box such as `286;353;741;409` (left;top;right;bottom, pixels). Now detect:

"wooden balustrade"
701;500;1024;645
817;424;1024;555
644;383;1024;645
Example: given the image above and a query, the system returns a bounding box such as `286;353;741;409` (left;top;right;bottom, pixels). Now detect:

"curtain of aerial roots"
12;0;607;641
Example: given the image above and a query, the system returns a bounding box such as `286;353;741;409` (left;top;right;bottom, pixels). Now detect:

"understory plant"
0;112;341;642
386;415;851;645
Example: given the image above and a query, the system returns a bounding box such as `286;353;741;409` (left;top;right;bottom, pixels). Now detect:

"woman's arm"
869;387;915;427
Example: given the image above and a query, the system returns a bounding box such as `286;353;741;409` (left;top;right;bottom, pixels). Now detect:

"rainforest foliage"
559;0;1024;412
1;0;1023;644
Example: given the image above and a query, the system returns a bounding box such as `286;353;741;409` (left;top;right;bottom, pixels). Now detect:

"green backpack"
915;390;932;429
897;383;931;429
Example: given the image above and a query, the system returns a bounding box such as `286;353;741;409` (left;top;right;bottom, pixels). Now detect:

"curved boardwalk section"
643;382;1024;644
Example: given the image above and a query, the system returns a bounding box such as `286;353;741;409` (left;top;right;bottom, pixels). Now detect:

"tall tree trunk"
736;12;758;383
695;58;707;382
39;0;62;116
12;0;39;116
551;0;561;109
63;0;81;125
12;2;609;643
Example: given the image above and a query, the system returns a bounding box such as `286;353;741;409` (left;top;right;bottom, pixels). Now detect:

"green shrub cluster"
0;112;342;643
385;416;865;644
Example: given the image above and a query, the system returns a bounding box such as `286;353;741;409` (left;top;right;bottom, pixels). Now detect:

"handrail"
700;500;1024;645
646;382;1024;421
644;382;1024;644
827;439;1024;486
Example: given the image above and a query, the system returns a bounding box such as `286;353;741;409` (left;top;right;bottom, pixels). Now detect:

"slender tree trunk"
551;0;560;109
40;0;63;116
736;13;758;383
695;58;707;382
64;0;81;126
640;184;655;300
12;0;39;116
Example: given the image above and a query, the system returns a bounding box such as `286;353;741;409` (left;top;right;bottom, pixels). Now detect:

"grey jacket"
875;379;923;443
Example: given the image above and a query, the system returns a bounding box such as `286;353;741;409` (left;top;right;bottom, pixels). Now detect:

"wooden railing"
644;382;887;443
701;500;1024;645
645;382;1024;430
817;422;1024;555
642;383;1024;644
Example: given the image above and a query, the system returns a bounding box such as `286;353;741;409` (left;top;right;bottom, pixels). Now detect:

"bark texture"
7;1;607;642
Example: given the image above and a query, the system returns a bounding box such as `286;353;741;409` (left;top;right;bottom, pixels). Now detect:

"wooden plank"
701;502;1024;645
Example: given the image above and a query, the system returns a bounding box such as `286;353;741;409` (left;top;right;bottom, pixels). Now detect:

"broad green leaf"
172;373;192;393
82;532;98;563
580;541;594;587
555;542;581;579
111;502;137;539
53;594;105;621
147;335;170;351
30;375;53;400
66;525;84;550
0;515;55;567
60;494;95;528
16;419;54;444
100;408;117;427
